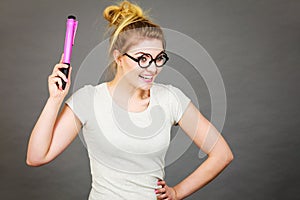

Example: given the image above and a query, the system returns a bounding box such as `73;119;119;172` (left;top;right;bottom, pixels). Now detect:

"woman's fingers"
48;65;70;91
47;55;72;99
64;66;72;90
156;180;166;199
156;187;166;194
49;76;63;90
48;71;67;87
158;180;166;187
156;193;168;200
52;64;69;82
53;63;69;73
55;69;68;83
156;180;178;200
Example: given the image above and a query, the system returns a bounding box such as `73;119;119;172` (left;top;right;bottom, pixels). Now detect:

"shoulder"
72;82;106;94
153;82;184;97
67;84;102;101
73;84;94;92
152;82;176;93
152;82;190;107
154;82;191;109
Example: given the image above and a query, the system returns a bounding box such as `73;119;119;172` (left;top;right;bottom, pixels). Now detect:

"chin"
138;84;152;90
137;82;153;90
134;76;155;90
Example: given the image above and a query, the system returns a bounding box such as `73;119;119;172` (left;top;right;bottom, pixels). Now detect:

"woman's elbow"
226;151;234;164
213;148;234;166
26;155;48;167
222;149;234;166
26;158;41;167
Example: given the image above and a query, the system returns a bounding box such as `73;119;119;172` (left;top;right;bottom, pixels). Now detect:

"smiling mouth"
139;75;153;80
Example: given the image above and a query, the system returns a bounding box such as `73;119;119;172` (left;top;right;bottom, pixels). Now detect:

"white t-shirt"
65;82;191;200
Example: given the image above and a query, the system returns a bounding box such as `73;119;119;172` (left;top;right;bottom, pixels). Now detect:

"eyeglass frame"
123;51;169;68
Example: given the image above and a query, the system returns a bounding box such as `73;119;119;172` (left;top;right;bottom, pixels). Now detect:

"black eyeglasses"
123;51;169;68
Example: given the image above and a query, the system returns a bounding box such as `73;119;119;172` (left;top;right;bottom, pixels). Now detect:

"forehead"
127;38;164;53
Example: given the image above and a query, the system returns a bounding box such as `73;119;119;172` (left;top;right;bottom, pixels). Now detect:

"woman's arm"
26;56;82;166
156;101;234;199
26;101;82;166
173;102;234;199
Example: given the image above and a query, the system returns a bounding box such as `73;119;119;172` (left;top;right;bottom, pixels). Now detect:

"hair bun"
103;1;144;27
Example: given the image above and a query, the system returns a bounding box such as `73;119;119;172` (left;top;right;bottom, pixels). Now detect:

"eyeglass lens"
138;52;168;68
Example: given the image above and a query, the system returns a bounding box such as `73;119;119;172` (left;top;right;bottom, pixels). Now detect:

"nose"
146;61;157;73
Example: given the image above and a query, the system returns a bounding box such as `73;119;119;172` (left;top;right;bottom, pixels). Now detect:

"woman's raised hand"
48;54;72;101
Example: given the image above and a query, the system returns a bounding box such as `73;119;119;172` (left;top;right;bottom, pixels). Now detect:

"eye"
140;56;148;63
156;53;167;63
156;55;164;61
138;54;151;63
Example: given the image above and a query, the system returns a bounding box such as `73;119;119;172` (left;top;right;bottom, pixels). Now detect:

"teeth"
139;75;152;80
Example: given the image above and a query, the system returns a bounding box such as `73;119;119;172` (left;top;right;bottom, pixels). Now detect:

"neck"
107;74;150;102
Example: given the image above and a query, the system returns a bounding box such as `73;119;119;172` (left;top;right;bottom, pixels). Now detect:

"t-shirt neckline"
103;82;153;115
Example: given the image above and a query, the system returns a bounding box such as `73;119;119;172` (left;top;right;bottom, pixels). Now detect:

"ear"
113;49;122;66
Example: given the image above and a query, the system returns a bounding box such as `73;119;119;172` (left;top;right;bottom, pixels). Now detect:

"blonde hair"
103;1;165;80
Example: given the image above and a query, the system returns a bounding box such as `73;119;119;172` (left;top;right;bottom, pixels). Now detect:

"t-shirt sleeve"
167;84;191;126
64;85;92;126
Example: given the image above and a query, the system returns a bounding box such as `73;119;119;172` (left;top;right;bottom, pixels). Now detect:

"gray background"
1;0;299;199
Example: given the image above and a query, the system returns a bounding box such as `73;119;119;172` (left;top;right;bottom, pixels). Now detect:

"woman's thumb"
59;53;64;64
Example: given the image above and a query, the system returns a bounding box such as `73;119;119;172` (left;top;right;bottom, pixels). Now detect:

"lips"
138;74;153;82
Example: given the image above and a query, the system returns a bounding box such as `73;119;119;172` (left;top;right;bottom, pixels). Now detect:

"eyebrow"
134;50;165;56
134;51;146;55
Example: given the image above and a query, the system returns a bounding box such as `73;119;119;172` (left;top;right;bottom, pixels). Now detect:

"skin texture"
26;39;233;200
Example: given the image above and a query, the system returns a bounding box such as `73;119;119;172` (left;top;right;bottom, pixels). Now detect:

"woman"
26;1;233;199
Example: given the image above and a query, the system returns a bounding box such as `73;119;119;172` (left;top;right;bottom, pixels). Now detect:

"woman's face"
116;38;165;91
